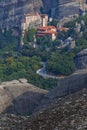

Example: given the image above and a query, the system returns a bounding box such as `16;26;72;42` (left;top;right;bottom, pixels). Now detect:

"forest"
0;29;57;90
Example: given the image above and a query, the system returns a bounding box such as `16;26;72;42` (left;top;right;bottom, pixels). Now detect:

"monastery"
36;26;57;41
21;12;48;36
21;12;69;42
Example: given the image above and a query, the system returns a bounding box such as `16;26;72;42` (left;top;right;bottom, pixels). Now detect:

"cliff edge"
0;0;43;28
0;88;87;130
0;71;87;129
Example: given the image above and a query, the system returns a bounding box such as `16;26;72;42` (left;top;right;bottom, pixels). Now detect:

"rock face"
43;0;80;19
33;71;87;113
46;73;87;99
0;0;43;28
0;79;47;115
26;88;87;130
0;88;87;130
75;49;87;69
0;72;87;129
0;0;83;29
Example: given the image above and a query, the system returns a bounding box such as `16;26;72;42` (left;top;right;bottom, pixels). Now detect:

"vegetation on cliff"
0;29;18;51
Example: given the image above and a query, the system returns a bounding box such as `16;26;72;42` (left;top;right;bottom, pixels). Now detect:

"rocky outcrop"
46;72;87;99
75;49;87;69
0;88;87;130
0;79;47;115
34;71;87;112
0;71;87;129
43;0;80;19
27;88;87;130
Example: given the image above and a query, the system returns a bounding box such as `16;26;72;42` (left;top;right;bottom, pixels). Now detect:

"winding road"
36;62;87;80
36;62;65;79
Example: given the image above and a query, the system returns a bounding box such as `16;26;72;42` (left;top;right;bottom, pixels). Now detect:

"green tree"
25;28;36;42
46;53;75;75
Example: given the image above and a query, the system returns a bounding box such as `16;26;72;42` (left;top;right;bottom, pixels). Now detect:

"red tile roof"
58;27;69;31
36;26;57;37
38;26;56;30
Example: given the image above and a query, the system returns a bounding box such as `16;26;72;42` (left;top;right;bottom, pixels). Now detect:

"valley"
0;1;87;129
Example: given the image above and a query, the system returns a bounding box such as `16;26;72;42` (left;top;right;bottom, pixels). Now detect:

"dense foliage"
0;29;57;90
0;56;41;80
0;29;18;51
46;52;75;75
48;19;59;26
24;28;36;43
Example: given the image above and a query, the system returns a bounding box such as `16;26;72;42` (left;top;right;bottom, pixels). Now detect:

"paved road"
36;62;65;79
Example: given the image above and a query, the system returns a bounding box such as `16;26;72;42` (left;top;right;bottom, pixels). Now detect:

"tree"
25;28;36;42
46;53;75;75
48;19;59;26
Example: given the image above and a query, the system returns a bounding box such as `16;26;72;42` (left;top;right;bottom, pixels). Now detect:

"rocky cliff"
0;0;81;29
46;71;87;99
43;0;80;19
0;88;87;130
0;71;87;129
0;79;47;115
34;70;87;112
24;88;87;130
0;0;43;28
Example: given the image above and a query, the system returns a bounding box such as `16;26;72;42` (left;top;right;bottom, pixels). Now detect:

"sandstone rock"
0;0;84;29
43;0;80;19
0;88;87;129
34;71;87;113
0;73;87;129
0;79;47;115
0;0;43;28
19;78;27;83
